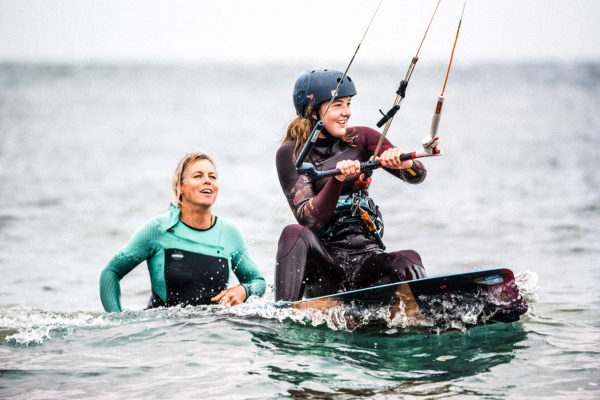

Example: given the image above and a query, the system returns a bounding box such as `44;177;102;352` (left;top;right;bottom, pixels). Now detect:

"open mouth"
200;189;213;194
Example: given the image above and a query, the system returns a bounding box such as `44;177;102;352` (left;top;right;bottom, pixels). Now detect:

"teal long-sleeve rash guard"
100;206;266;312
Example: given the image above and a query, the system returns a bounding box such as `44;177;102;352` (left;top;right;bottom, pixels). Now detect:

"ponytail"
283;114;317;158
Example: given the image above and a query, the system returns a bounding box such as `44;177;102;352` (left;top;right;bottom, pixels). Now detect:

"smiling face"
179;159;218;210
317;96;352;138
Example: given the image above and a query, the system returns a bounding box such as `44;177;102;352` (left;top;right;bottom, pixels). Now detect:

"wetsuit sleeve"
227;224;266;298
359;126;427;184
276;142;344;230
99;220;159;312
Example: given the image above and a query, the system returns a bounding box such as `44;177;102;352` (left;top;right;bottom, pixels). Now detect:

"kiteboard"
277;268;528;331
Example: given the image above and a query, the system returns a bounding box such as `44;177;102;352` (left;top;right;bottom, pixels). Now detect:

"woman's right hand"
334;159;361;182
211;285;247;306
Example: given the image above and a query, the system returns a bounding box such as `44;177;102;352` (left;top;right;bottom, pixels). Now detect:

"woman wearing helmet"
274;68;427;301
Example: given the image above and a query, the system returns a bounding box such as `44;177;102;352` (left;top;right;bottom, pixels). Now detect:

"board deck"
279;268;528;331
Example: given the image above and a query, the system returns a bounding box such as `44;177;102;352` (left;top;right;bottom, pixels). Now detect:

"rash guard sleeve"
276;141;344;230
226;223;266;298
99;220;159;312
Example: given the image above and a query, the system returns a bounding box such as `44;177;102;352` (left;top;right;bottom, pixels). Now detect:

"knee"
280;224;307;239
395;249;423;267
392;250;426;280
277;224;308;259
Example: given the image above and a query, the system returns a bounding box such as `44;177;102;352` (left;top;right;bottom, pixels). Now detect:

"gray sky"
0;0;598;64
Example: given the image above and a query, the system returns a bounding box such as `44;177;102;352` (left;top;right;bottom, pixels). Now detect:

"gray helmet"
292;68;357;118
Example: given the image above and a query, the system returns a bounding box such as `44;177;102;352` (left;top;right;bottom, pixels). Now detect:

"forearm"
232;252;266;298
297;177;343;229
384;160;427;184
241;278;266;298
99;250;146;312
278;142;342;230
99;266;123;312
362;126;427;184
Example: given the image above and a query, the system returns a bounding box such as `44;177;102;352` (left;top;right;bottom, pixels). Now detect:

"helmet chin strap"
321;129;335;140
312;110;336;140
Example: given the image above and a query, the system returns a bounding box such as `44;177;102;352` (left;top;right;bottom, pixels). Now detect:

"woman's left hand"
378;148;414;170
211;285;247;306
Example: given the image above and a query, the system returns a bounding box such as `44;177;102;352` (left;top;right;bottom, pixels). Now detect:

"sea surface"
0;61;599;399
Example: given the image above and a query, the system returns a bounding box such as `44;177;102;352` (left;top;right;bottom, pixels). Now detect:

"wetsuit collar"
161;205;183;231
315;134;339;156
162;205;220;232
315;133;337;145
320;127;336;140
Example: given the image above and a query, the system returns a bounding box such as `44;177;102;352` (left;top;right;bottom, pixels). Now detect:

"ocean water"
0;62;599;399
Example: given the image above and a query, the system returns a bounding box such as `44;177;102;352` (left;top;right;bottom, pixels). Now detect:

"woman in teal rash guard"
100;151;266;312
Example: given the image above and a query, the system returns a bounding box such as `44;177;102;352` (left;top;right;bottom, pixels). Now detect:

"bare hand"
378;148;413;170
335;159;361;181
211;285;247;306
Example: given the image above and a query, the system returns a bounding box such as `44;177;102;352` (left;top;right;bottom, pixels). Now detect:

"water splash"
229;290;525;334
0;305;219;346
1;306;107;345
1;273;537;346
515;269;540;309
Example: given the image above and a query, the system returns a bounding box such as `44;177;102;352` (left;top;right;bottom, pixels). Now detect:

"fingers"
225;285;246;306
221;296;233;306
211;289;227;302
378;148;413;170
219;293;241;306
335;160;361;181
378;148;402;168
227;296;242;306
214;291;233;306
212;286;247;306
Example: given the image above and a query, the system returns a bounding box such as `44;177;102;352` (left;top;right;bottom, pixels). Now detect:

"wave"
1;271;538;346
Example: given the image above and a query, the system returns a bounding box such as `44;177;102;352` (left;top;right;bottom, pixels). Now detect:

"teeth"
201;189;212;194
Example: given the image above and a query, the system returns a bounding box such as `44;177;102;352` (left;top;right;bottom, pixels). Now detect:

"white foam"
515;269;540;308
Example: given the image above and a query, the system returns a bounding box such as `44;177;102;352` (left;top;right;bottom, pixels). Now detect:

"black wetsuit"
274;126;427;301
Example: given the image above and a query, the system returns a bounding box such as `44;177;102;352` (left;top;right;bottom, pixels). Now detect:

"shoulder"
217;216;239;231
153;205;181;231
276;141;298;178
216;217;246;249
124;211;169;248
276;141;295;160
217;217;244;238
131;206;179;240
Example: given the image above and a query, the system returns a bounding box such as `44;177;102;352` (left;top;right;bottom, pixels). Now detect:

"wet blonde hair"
282;104;355;158
171;151;216;208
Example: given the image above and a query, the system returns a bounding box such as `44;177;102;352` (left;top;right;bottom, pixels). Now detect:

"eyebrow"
191;170;216;175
